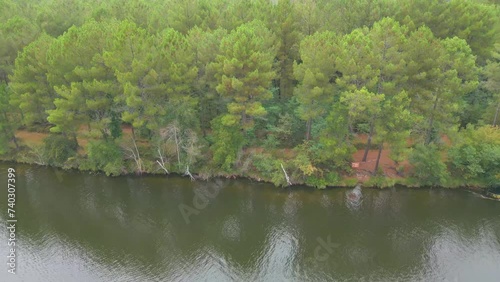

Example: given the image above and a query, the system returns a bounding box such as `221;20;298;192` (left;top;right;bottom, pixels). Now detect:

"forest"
0;0;499;189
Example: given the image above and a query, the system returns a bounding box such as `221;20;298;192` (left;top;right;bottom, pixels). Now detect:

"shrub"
85;140;123;176
42;134;78;166
210;115;244;172
365;176;396;188
263;134;280;150
305;175;328;189
252;153;286;186
409;144;449;186
448;126;500;184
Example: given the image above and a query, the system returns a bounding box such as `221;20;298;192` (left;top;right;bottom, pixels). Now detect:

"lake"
1;163;500;281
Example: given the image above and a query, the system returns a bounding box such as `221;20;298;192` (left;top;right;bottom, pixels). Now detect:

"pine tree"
484;43;500;126
0;16;39;82
46;20;119;141
294;31;339;140
0;83;19;154
187;27;227;133
9;33;56;126
270;0;301;99
212;20;278;130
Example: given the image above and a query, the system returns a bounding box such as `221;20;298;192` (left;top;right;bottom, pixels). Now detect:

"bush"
42;134;78;166
263;134;280;150
448;126;500;185
325;171;341;186
252;153;286;186
0;134;10;155
210;115;244;172
84;140;123;176
364;176;396;188
409;144;449;186
305;175;328;189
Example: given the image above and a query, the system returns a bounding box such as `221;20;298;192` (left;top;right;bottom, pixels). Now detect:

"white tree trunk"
156;148;169;174
125;137;143;174
281;163;292;186
184;165;195;181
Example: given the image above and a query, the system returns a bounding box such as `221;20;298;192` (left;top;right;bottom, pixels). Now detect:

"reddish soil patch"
15;130;91;148
441;134;451;146
77;137;89;148
15;131;48;146
351;144;410;183
121;124;133;135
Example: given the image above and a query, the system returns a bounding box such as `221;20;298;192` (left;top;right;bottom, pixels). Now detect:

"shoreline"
2;159;498;200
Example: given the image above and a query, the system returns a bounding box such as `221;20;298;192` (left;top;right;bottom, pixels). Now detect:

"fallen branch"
156;148;169;174
281;163;292;186
184;165;195;181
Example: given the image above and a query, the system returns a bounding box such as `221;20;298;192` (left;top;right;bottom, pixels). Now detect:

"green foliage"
46;20;119;139
483;43;500;126
251;153;286;186
42;134;78;166
364;176;397;188
270;0;301;99
317;104;356;170
294;30;339;139
304;176;328;189
109;112;122;140
263;135;280;150
0;83;17;155
85;140;123;176
292;142;319;177
212;20;277;130
409;144;449;186
395;0;499;63
0;15;40;82
0;0;497;188
187;27;227;132
448;126;500;184
405;27;478;143
305;171;341;189
9;33;55;126
261;94;305;148
210;115;244;172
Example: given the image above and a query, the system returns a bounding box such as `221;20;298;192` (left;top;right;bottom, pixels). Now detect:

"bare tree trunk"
72;132;79;148
280;163;292;186
132;136;142;174
426;95;439;145
373;142;383;175
184;165;195;181
156;148;169;174
126;128;143;174
362;122;375;162
493;101;500;127
2;126;18;150
348;121;354;135
306;118;312;140
173;125;181;170
31;146;46;165
11;135;19;150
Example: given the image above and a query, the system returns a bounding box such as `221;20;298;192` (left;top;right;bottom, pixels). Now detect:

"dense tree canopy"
1;0;499;188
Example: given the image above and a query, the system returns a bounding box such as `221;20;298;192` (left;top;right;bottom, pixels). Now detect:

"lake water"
1;163;500;281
